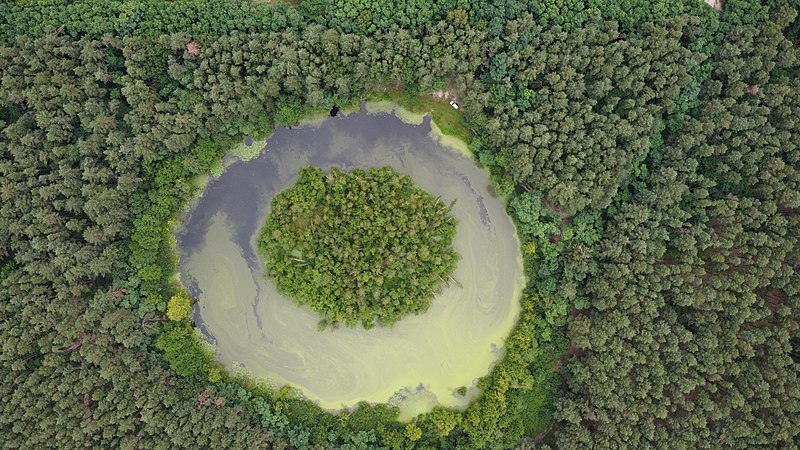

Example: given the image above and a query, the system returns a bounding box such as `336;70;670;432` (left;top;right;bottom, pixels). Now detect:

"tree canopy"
0;0;798;448
258;166;458;329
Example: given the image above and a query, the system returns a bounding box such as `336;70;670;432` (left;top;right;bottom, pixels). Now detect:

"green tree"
258;166;459;329
166;292;192;321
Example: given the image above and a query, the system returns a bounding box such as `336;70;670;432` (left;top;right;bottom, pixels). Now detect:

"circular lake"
175;103;524;419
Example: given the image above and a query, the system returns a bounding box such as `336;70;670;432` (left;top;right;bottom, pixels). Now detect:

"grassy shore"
367;90;473;144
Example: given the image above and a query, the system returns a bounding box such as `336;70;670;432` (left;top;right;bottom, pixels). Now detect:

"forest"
0;0;798;449
258;166;458;329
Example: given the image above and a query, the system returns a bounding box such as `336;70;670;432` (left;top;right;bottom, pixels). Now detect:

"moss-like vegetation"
257;166;459;329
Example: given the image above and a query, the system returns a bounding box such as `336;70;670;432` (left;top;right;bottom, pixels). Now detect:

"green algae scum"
175;104;524;419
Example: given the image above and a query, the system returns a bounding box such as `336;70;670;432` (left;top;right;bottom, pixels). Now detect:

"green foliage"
0;0;292;43
166;292;192;321
322;0;449;34
155;324;208;377
206;366;223;383
0;261;16;284
459;292;566;449
475;17;701;215
274;95;308;127
423;407;461;437
1;1;798;449
258;166;459;328
129;140;224;303
404;422;422;441
460;0;711;34
509;192;560;242
555;18;800;449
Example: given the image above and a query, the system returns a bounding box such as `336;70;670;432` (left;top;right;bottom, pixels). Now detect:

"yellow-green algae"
177;104;524;418
429;119;472;158
231;136;268;161
363;100;396;115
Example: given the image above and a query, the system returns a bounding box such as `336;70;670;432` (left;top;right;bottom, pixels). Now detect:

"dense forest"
258;166;458;329
0;0;798;449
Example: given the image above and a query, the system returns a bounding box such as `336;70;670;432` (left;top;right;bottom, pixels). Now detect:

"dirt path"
429;79;462;105
429;89;461;105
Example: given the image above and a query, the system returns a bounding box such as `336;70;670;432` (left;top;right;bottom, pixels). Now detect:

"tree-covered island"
258;166;459;329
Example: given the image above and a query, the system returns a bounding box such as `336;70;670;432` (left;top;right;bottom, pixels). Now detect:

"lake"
175;103;524;419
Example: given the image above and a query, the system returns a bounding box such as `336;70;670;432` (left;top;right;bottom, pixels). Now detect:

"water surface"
176;104;524;417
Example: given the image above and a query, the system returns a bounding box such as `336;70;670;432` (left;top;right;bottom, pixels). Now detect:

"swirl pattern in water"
175;103;524;419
